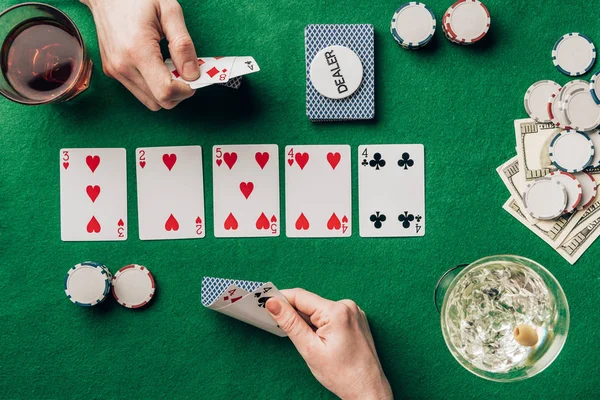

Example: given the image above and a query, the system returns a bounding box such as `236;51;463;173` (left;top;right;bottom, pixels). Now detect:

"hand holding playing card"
266;289;392;400
82;0;198;110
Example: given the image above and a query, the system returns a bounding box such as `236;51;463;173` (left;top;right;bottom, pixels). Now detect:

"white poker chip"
590;70;600;105
391;2;436;49
112;264;156;308
64;261;112;307
524;80;561;123
563;87;600;132
585;130;600;167
547;171;582;214
552;33;597;77
309;45;363;100
549;130;594;173
523;178;568;220
549;80;589;128
573;172;597;210
547;87;568;128
444;0;490;44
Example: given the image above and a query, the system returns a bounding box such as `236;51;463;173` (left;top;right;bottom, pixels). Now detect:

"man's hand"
266;289;393;400
81;0;199;110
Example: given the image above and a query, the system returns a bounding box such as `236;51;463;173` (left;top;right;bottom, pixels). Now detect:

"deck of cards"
59;144;426;241
165;56;260;90
201;277;288;337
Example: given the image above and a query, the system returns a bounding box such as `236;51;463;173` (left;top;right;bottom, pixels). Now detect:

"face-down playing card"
212;145;280;237
201;277;288;337
358;144;425;237
285;145;352;238
136;146;205;240
60;148;127;241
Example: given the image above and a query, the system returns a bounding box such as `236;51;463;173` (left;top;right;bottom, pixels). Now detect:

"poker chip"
549;130;594;173
524;80;561;123
112;264;155;308
547;87;567;128
309;45;363;100
552;33;596;77
585;130;600;167
563;87;600;132
64;261;112;307
442;0;490;45
391;2;436;49
573;172;597;210
547;171;582;214
590;70;600;105
548;80;588;128
523;178;568;220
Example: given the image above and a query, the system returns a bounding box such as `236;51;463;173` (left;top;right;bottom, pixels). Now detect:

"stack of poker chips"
64;262;155;309
390;2;436;50
442;0;490;46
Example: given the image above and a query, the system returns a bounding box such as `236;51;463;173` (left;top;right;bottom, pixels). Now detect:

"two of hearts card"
165;56;260;90
201;277;288;337
59;144;425;241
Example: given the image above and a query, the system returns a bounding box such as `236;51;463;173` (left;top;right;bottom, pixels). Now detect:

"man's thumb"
266;297;315;347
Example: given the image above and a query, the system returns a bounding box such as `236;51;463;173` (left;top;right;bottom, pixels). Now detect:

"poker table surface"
1;0;599;398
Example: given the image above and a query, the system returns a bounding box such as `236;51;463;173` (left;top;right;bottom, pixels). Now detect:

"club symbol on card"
369;212;386;229
162;154;177;171
224;213;239;230
327;213;341;230
361;159;368;167
255;152;269;169
369;153;385;170
86;155;100;173
295;153;309;170
327;152;341;170
165;214;180;231
398;211;415;228
295;213;310;230
87;216;101;233
224;152;237;169
86;185;100;203
397;153;414;170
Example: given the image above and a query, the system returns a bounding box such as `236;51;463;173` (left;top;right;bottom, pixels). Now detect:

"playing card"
201;277;288;337
285;145;351;238
60;148;127;241
358;144;425;237
136;146;205;240
210;285;249;309
201;277;264;307
165;57;260;89
213;145;280;237
305;24;375;121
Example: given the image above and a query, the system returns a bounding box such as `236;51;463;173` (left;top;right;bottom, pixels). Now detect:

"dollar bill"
496;156;537;224
556;198;600;264
514;118;559;181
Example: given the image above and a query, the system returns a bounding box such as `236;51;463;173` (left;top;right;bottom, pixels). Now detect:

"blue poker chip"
590;70;600;105
391;2;436;49
64;262;112;307
549;130;594;173
552;33;596;77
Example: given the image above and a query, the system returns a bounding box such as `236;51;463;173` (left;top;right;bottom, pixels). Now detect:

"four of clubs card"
212;145;280;237
359;145;425;237
136;146;205;240
285;145;351;237
60;148;127;241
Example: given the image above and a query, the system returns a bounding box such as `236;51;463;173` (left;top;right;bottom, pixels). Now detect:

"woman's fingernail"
266;298;282;316
183;61;199;80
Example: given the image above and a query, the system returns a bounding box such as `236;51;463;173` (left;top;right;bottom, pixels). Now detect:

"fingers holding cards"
285;145;352;238
358;144;425;237
213;145;280;238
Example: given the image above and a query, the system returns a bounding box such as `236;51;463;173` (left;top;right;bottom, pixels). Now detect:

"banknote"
514;118;559;181
556;198;600;264
496;156;537;224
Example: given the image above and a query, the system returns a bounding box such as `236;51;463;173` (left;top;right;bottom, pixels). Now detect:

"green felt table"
1;0;599;398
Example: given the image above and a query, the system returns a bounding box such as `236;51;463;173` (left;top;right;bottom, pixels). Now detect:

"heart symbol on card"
295;153;309;170
63;162;69;170
327;213;341;230
86;185;100;203
327;152;341;170
224;152;237;169
270;215;277;223
86;216;101;233
295;213;310;230
86;155;100;173
165;214;179;231
118;219;124;227
216;159;222;167
256;213;270;230
287;159;294;167
240;182;254;199
255;152;270;169
139;161;146;169
196;216;202;225
224;213;238;230
162;154;177;171
342;215;348;223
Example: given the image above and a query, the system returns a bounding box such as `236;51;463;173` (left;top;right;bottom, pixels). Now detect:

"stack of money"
497;119;600;265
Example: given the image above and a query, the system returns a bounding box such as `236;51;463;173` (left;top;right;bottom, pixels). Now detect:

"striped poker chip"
552;33;596;77
563;87;600;132
547;171;582;214
64;261;112;307
523;178;568;220
585;130;600;167
547;87;566;128
391;2;436;49
591;70;600;105
524;80;561;123
443;0;490;45
573;172;598;210
550;80;589;128
112;264;155;309
549;130;594;173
